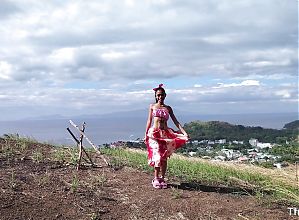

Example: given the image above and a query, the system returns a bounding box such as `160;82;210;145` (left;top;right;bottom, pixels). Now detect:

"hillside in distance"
283;120;299;130
184;120;298;143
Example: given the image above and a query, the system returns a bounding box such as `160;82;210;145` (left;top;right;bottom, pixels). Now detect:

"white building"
233;140;244;144
188;152;197;157
257;142;273;149
249;138;258;147
215;139;226;144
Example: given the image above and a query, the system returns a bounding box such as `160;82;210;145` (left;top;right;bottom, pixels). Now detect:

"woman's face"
155;90;166;103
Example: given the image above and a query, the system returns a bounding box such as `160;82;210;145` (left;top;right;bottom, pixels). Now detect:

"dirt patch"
0;138;296;220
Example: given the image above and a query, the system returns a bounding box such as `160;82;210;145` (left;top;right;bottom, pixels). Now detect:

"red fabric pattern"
145;127;188;167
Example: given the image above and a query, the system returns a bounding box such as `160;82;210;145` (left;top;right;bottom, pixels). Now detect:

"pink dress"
145;108;188;167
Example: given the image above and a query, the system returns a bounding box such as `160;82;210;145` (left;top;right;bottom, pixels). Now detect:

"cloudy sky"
0;0;297;121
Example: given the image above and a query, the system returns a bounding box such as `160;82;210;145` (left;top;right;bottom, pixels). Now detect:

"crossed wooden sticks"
67;120;109;170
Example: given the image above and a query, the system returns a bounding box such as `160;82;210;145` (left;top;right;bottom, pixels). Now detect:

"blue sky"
0;0;298;120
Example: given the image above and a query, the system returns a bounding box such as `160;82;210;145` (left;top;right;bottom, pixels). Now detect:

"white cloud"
0;0;296;119
213;80;260;88
194;84;202;88
275;90;291;99
0;61;12;80
240;80;260;86
101;51;125;61
49;47;76;65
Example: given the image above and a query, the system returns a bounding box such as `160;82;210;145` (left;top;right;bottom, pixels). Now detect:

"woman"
144;84;189;189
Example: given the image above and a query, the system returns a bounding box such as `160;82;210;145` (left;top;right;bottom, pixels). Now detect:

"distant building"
188;152;197;157
221;149;241;160
257;142;273;149
215;139;226;144
249;138;258;147
233;140;244;144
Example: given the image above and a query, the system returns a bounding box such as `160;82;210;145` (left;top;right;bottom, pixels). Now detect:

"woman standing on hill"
144;84;189;189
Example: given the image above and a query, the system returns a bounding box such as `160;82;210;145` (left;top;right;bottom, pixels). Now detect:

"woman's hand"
183;132;190;139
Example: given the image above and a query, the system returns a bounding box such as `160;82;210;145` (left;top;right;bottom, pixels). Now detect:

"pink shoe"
152;178;161;189
159;178;167;189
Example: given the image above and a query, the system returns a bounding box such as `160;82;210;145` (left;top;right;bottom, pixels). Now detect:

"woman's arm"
144;104;153;139
168;106;188;137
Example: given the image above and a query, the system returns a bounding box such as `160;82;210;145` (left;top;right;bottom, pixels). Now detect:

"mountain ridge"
184;120;298;143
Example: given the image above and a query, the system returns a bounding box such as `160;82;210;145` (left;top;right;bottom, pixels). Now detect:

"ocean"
0;112;297;146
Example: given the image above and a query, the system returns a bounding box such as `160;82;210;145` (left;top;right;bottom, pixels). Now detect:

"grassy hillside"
283;120;299;130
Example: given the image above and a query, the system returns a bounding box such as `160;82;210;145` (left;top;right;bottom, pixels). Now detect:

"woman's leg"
160;159;167;179
152;166;161;188
159;159;168;188
154;167;160;178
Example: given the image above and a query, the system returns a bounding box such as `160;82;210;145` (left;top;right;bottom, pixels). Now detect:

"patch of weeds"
10;171;18;190
171;186;183;199
3;133;37;144
1;134;34;158
32;150;44;163
3;145;15;158
15;140;28;153
36;171;51;187
109;157;125;170
1;139;14;158
52;148;67;163
267;185;299;206
255;187;265;199
71;175;79;193
20;142;28;152
67;148;79;165
91;171;108;188
90;212;100;220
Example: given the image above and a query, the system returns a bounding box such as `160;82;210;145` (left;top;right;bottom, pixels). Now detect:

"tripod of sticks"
67;120;109;170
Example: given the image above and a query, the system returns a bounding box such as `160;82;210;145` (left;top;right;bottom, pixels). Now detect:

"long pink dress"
145;108;188;167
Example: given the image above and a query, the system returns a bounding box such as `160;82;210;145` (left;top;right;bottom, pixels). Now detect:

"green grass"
3;133;38;145
101;148;269;185
1;134;38;159
32;150;44;163
71;174;79;193
101;148;299;205
51;147;79;165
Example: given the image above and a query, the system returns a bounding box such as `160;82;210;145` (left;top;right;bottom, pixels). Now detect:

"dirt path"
0;140;297;219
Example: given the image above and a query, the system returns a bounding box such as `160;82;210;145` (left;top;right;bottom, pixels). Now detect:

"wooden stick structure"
67;120;109;170
67;127;95;169
78;122;86;169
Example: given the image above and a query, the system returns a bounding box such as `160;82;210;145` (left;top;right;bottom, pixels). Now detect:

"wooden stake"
77;122;85;170
67;127;95;168
69;120;109;166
